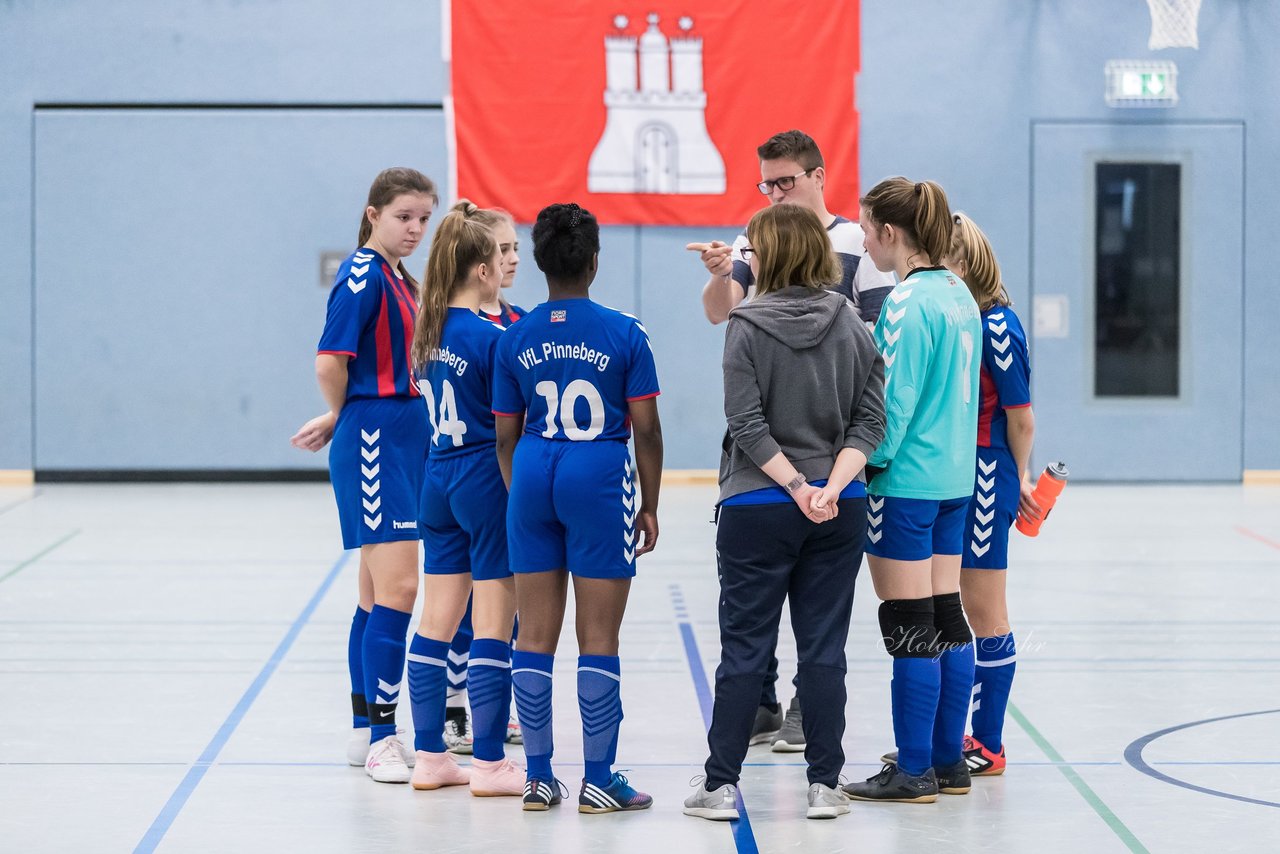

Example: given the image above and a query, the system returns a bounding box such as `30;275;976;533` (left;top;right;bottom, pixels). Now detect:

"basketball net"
1146;0;1202;49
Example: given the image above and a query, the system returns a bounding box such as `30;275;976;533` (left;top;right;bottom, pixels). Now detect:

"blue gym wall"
1;0;1277;474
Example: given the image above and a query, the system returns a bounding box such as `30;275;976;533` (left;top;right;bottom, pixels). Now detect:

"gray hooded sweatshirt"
719;286;886;502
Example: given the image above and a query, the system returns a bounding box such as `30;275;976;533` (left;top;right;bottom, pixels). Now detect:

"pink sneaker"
411;750;471;791
469;756;526;797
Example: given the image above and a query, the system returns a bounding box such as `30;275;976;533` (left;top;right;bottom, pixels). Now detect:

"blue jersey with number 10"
418;307;503;458
492;299;659;441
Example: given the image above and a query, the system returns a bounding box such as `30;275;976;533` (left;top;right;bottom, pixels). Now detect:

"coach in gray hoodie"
685;205;885;823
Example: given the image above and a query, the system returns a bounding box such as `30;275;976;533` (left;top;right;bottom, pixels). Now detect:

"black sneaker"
933;758;972;795
771;697;805;753
522;777;565;811
842;763;938;804
749;703;783;746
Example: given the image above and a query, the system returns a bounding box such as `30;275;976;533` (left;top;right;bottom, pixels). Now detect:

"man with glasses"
688;129;895;754
691;129;894;325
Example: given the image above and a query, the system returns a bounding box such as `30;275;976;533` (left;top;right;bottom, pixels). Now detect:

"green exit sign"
1106;60;1179;107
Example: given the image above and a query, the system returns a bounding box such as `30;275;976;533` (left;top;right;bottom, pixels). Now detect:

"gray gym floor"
1;481;1277;853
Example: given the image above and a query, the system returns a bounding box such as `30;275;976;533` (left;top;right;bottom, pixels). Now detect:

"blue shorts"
865;493;969;561
420;446;511;581
329;397;428;550
507;436;636;579
962;448;1020;570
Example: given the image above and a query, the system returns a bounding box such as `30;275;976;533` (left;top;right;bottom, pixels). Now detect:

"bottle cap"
1046;462;1069;480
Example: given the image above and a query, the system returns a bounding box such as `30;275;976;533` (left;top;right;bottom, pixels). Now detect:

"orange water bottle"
1015;462;1069;537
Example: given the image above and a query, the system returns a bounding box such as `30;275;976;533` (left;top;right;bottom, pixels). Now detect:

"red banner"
450;0;860;226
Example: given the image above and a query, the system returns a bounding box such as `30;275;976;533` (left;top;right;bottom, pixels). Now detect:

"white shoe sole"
807;805;850;819
683;807;740;821
367;767;412;784
772;739;806;753
748;730;780;746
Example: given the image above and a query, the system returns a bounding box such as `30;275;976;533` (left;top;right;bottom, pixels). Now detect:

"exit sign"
1106;60;1178;107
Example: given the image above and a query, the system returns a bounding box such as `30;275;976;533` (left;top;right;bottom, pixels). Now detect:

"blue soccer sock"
407;633;450;753
447;598;474;700
468;638;512;761
933;643;976;767
348;606;370;728
578;655;623;787
971;633;1017;752
892;657;941;776
362;605;411;745
512;650;554;781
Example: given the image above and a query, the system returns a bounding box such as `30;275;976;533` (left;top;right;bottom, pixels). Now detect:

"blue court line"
132;551;351;854
1124;708;1280;809
671;584;759;854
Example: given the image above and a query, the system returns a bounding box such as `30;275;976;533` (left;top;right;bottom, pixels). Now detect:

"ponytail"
410;200;497;370
950;212;1011;311
861;176;954;265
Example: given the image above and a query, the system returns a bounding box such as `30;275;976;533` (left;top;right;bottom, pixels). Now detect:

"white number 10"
535;379;605;441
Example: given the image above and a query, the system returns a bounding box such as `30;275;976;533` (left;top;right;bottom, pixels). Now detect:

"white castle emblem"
587;13;726;195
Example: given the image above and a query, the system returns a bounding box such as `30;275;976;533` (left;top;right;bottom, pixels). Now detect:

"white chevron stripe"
346;278;366;294
869;496;884;512
868;513;883;527
377;678;401;696
621;477;633;493
990;336;1011;354
624;530;634;547
975;508;994;525
889;287;914;304
868;529;883;543
885;306;907;325
361;480;381;497
361;463;380;480
351;263;369;276
970;541;990;557
447;649;468;664
978;476;995;492
883;351;897;369
624;547;635;562
361;446;381;463
976;492;995;509
978;458;997;475
995;354;1013;371
624;508;637;527
987;311;1005;321
988;320;1008;335
363;513;382;530
976;654;1017;667
970;698;983;713
973;525;992;542
361;429;381;444
622;494;634;511
362;496;382;513
883;327;902;345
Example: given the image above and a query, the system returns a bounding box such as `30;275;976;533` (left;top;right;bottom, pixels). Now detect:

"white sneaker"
806;783;850;819
444;707;473;755
348;728;415;767
683;776;739;821
505;716;523;745
365;735;412;784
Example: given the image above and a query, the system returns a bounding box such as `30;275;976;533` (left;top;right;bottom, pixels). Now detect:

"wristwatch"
784;473;807;494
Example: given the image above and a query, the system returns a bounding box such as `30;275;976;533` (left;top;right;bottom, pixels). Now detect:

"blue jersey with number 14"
418;307;503;458
492;299;659;441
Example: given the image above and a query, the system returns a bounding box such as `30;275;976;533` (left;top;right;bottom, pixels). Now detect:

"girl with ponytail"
290;167;436;784
842;177;985;805
405;201;526;796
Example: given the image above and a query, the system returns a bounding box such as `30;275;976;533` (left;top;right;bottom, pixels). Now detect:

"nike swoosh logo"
379;710;394;719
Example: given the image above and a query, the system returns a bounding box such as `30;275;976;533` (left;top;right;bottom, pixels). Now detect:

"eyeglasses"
740;246;755;260
756;169;813;195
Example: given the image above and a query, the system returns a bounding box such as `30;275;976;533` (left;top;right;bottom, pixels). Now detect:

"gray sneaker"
748;703;783;746
772;696;805;753
806;783;850;819
683;778;740;821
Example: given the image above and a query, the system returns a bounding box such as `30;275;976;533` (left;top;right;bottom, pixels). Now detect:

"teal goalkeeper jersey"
868;267;983;500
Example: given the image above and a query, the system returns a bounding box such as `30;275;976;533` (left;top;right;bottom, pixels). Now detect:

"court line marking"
1124;708;1280;809
0;529;81;585
1235;526;1280;551
671;583;759;854
0;489;40;517
132;551;351;854
1008;701;1149;853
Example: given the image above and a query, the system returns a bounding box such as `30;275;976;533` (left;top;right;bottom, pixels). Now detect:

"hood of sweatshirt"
728;286;848;350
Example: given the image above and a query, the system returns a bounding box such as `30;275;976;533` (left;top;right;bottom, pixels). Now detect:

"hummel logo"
347;277;366;294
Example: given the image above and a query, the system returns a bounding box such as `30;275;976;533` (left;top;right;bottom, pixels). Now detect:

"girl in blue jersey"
493;203;664;813
290;167;436;784
480;209;528;328
841;178;983;805
404;201;524;796
945;213;1039;776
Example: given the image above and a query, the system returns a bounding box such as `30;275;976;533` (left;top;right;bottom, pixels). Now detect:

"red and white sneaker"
411;750;471;790
365;736;412;784
470;756;525;796
963;735;1006;776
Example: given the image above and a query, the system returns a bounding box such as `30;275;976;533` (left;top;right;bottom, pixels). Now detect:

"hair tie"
568;203;582;229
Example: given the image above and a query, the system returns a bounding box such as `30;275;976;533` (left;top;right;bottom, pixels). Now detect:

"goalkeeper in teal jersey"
841;178;983;806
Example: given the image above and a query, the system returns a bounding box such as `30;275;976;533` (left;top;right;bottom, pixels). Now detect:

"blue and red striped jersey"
481;301;527;329
977;305;1031;449
492;299;659;442
317;247;420;401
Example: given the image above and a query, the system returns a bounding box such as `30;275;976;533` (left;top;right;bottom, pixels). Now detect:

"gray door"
33;108;445;470
1031;122;1244;480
